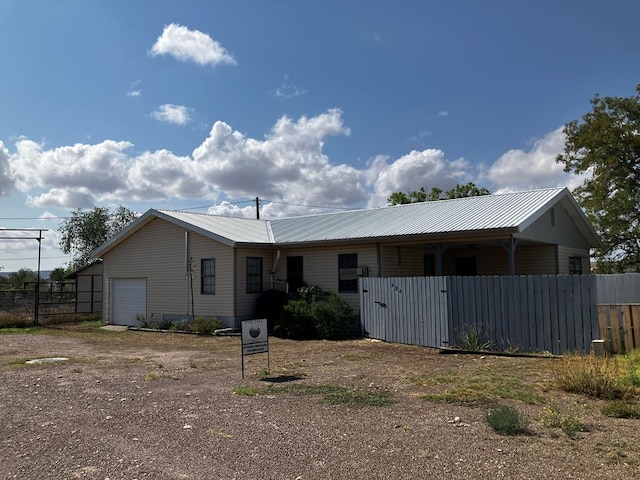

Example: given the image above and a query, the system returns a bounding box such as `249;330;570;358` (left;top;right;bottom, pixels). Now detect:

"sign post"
241;318;269;379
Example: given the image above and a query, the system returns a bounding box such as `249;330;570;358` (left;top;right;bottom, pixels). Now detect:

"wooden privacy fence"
598;304;640;353
361;275;599;355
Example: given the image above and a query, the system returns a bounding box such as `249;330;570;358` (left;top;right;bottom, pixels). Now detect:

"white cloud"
5;110;363;213
6;109;585;220
437;111;449;117
0;141;14;196
10;139;132;196
28;188;96;209
150;23;237;67
365;149;470;207
484;127;583;192
126;90;141;97
193;109;363;210
150;104;191;125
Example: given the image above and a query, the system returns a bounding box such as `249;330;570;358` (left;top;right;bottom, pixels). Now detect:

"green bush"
486;405;529;435
189;316;223;335
279;286;355;339
280;299;317;339
312;293;355;339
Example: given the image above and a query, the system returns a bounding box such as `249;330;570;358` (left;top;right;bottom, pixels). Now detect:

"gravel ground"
1;328;639;479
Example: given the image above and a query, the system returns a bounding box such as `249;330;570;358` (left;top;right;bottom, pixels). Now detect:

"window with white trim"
201;258;215;294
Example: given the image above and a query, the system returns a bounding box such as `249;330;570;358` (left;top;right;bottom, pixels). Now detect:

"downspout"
271;248;281;289
185;231;189;318
233;247;237;324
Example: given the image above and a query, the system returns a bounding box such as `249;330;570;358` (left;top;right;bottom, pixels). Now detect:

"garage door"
111;278;146;326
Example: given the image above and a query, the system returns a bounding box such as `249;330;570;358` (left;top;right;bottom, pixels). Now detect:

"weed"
553;354;630;399
501;339;520;354
602;399;640;419
144;372;159;381
189;316;223;335
456;324;492;351
486;405;529;435
540;401;587;439
136;314;154;328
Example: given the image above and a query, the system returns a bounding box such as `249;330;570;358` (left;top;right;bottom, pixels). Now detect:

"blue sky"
1;0;639;271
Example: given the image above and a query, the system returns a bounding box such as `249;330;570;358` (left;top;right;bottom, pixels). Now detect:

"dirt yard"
1;324;639;479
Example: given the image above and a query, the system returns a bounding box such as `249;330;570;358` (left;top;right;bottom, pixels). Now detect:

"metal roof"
156;210;273;244
91;187;601;256
269;187;583;243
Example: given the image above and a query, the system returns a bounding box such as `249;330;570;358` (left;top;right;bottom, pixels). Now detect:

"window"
246;257;263;293
569;256;583;274
201;258;215;294
287;256;304;293
338;253;358;292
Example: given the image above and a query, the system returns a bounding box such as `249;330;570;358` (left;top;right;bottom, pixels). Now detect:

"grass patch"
0;326;42;335
421;368;543;405
553;354;632;399
602;399;640;419
6;357;29;366
486;405;529;435
233;385;262;396
232;383;393;407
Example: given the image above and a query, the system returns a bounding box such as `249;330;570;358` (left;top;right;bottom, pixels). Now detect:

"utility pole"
255;197;260;220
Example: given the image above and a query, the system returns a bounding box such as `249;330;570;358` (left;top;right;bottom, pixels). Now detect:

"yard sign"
241;318;269;379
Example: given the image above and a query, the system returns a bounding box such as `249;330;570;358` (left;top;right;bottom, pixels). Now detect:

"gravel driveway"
1;327;638;479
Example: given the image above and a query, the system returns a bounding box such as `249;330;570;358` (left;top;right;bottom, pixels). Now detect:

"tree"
7;268;38;290
388;182;490;205
556;85;640;272
49;267;68;282
59;205;137;270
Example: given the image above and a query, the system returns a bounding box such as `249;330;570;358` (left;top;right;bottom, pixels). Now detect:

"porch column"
498;237;518;276
427;244;449;276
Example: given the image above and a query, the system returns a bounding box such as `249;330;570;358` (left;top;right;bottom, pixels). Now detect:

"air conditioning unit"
358;266;369;277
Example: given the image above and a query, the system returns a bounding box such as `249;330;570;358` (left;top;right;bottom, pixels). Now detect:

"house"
91;187;601;327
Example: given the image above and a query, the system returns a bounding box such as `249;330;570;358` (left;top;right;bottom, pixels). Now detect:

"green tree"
49;267;68;282
556;85;640;272
388;182;490;205
7;268;38;289
59;205;137;270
